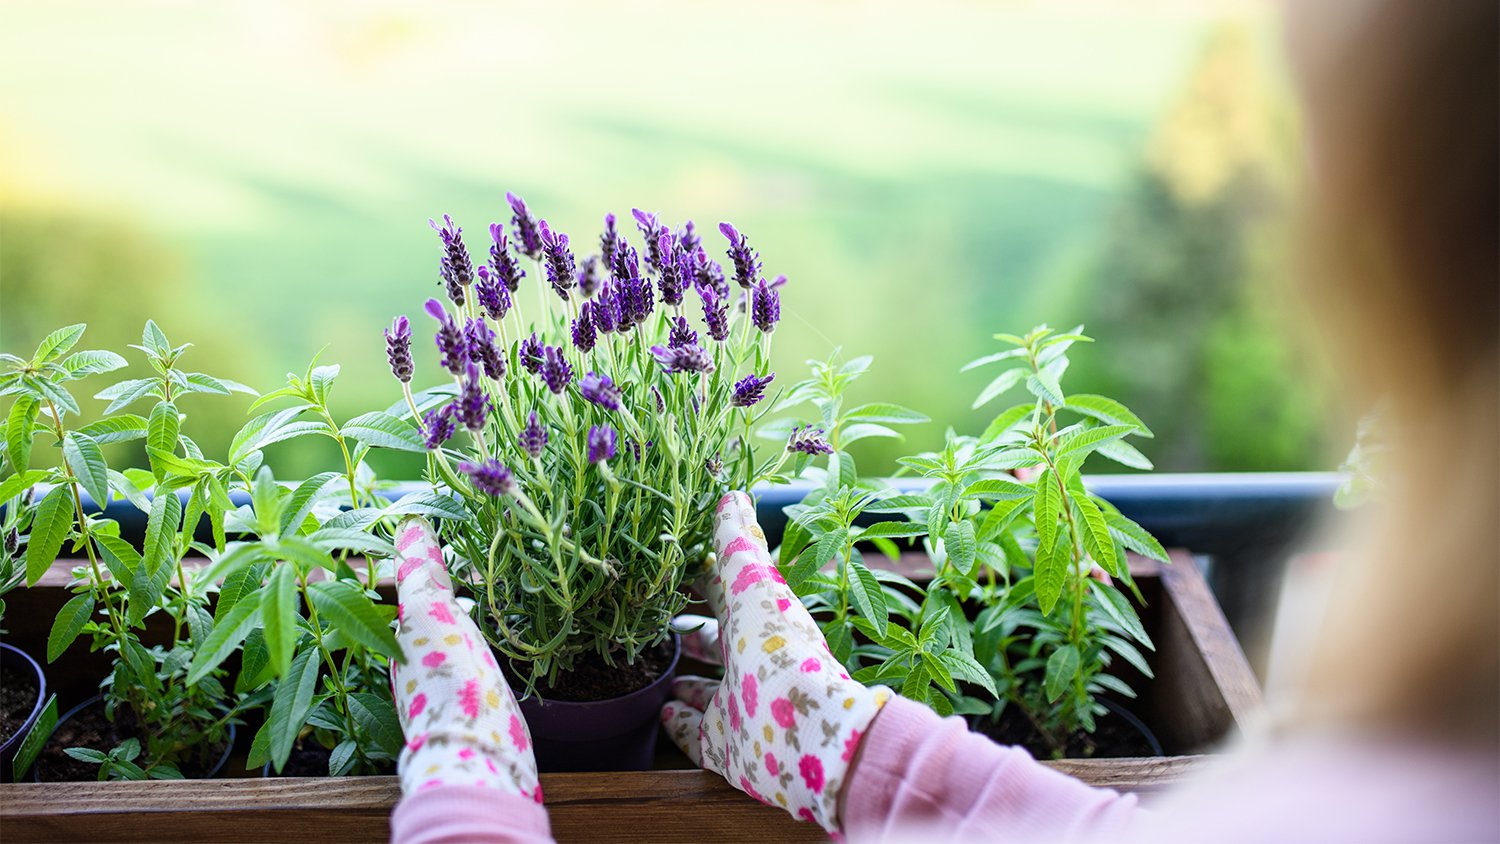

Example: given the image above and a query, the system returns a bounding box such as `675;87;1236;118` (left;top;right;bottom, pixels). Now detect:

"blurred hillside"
0;1;1323;476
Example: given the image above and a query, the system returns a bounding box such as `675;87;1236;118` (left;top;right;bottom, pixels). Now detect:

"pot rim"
37;694;237;781
0;642;47;756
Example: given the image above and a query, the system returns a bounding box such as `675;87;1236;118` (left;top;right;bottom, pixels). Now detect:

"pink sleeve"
842;696;1143;843
390;784;553;844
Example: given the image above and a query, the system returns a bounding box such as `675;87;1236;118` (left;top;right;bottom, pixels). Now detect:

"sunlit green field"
2;1;1311;476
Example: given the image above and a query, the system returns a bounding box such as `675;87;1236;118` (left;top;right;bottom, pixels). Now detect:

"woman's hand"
391;516;542;802
660;492;891;833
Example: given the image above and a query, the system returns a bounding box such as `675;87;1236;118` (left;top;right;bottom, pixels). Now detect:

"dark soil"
973;703;1158;760
522;638;676;702
267;742;395;777
34;701;230;782
0;663;40;745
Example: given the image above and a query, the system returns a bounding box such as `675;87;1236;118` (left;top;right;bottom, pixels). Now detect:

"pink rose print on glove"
799;754;825;794
429;601;455;624
459;679;481;719
742;674;759;717
397;556;425;583
771;697;796;728
728;691;743;731
842;729;862;762
509;714;529;751
731;562;786;595
721;535;759;561
801;657;821;673
422;651;446;668
409;693;427;719
765;752;780;776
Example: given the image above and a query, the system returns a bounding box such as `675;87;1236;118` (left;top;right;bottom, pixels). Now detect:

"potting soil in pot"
34;701;231;781
527;637;676;701
267;743;396;777
0;665;38;745
975;704;1159;759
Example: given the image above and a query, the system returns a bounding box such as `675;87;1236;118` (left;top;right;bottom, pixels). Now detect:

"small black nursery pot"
518;634;681;773
0;642;47;782
33;696;236;782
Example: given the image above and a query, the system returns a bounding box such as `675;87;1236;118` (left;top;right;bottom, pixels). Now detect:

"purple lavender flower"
704;453;723;479
430;214;474;306
571;302;597;353
473;267;513;322
693;248;729;299
788;425;834;455
587;425;618;464
655;234;686;307
633;209;667;271
731;372;775;408
518;411;548;458
576;254;602;297
422;403;457;450
616;271;652;329
578;371;621;411
520;332;544;375
609;241;640;284
698;283;729;342
456;364;491;431
465;318;505;380
540;345;573;394
506;192;544;260
459;459;516;497
425;299;468;375
677;220;700;255
650;343;716;375
600;213;622;268
751;278;781;334
667;315;698;349
650;385;665;413
592;282;618;334
718;222;761;289
385;316;413;383
486;223;527;292
538;220;576;301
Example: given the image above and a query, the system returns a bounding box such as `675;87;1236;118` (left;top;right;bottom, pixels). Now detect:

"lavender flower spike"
788;424;834;455
731;372;775;408
587;425;618;464
456;363;491;431
600;213;622;268
465;318;505;380
459;459;517;497
474;266;513;322
633;209;667;270
650;343;716;375
506;192;544;260
520;332;545;375
592;282;618;334
486;223;526;293
540;345;573;394
698;280;730;342
571;301;597;353
422;403;457;450
752;278;781;334
576;254;602;297
677;220;700;255
719;222;761;289
667;315;698;349
425;298;468;375
578;371;621;411
519;411;548;458
538;220;576;300
656;233;685;307
385;316;413;383
430;214;475;305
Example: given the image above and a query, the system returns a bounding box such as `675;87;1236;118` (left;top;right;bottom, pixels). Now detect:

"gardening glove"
661;491;893;834
391;516;542;803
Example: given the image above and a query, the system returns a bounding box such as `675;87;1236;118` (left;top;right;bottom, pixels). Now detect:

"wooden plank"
0;758;1213;843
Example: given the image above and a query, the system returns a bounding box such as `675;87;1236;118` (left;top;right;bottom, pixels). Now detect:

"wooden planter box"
0;551;1259;842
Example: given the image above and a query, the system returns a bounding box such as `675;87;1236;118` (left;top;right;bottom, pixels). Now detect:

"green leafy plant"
1;322;261;778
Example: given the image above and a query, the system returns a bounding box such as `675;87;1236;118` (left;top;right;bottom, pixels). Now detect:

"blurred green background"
0;0;1326;479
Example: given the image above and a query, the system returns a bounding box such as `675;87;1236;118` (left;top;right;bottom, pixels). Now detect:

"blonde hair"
1287;0;1498;741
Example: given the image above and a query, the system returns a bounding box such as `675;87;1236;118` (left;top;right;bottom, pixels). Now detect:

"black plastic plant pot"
0;642;47;783
33;695;236;781
1100;698;1164;757
517;635;682;773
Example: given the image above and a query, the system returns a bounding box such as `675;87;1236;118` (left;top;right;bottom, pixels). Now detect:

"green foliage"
775;327;1164;756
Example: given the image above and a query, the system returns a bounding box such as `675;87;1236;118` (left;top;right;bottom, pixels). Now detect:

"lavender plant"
379;197;795;688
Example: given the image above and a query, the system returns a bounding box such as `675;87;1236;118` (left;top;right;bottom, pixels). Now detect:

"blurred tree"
1078;24;1323;471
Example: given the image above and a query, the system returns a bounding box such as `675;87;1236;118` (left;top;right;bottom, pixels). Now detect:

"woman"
385;0;1498;840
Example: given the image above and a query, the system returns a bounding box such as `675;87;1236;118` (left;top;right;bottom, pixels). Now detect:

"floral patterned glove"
391;516;542;802
660;492;892;833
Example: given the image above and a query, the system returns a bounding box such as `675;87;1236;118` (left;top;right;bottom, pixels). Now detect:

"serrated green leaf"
216;560;265;622
6;395;39;472
63;433;110;508
843;402;929;424
1104;510;1169;563
938;649;999;698
1026;368;1066;406
846;556;888;627
1095;438;1154;470
30;377;79;416
75;415;149;445
95;533;143;583
1044;645;1080;703
943;520;977;576
960;347;1028;372
979;404;1035;444
347;693;402;758
182;372;231;395
340;411;425;453
307;580;399;660
279;471;342;535
187;588;263;685
11;695;57;780
262;565;298;678
972;367;1025;410
1056;425;1135;461
25;485;73;585
858;520;927;539
141;320;170;356
32;324;86;365
1090;580;1153;650
1034;527;1070;616
1033;468;1059;557
146;401;180;480
961;477;1034;500
1075;494;1119;577
1063;394;1152;437
58;350;127;380
141;489;182;579
47;593;94;662
0;469;46;504
95;378;160;414
382;491;470;522
268;646;320;771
